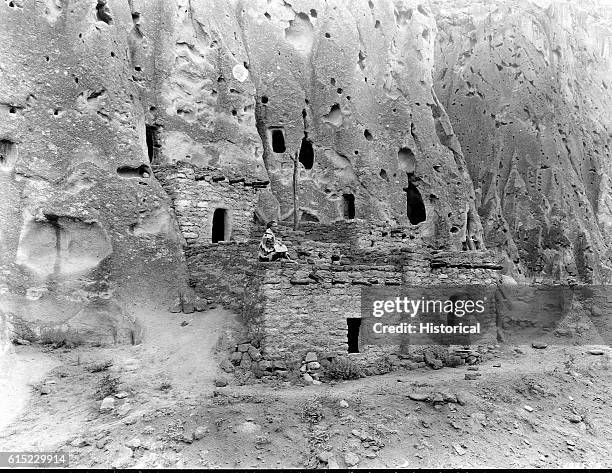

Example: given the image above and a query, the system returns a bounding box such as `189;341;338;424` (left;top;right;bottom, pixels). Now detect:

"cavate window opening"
96;0;113;24
270;128;286;153
405;178;426;225
343;194;355;220
145;125;161;163
347;318;361;353
300;211;319;223
211;208;229;243
298;136;314;169
116;164;150;178
398;147;416;173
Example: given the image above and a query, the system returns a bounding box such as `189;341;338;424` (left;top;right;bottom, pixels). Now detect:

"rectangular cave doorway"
212;208;230;243
343;194;355;220
145;124;161;163
347;318;361;353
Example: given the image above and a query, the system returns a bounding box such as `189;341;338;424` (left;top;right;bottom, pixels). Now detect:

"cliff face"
0;0;485;342
2;0;609;343
433;0;612;283
0;0;190;342
146;0;485;248
0;312;11;358
237;0;483;250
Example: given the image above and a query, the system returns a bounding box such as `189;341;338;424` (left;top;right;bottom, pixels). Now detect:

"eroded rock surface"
0;0;190;342
2;0;610;343
239;0;483;249
433;0;612;282
0;311;12;358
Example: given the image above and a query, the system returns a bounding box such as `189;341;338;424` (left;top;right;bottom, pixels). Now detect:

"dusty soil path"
0;348;59;434
0;312;610;469
0;304;238;452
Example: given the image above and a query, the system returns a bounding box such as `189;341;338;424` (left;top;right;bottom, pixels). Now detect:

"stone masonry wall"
258;249;502;363
154;163;269;245
185;227;503;375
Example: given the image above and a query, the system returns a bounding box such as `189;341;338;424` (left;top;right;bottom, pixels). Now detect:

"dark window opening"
398;147;416;173
270;128;286;153
405;181;426;224
298;137;314;169
212;208;229;243
300;211;319;223
117;164;150;178
347;318;361;353
343;194;355;220
145;125;161;163
96;0;113;24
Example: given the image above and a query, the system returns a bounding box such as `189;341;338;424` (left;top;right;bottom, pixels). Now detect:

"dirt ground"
1;304;610;469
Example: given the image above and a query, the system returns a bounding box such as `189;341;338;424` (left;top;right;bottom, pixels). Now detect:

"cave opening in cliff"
298;137;314;169
211;208;229;243
405;180;426;225
96;0;113;24
343;194;355;220
145;125;161;163
398;147;416;173
347;318;361;353
270;128;286;153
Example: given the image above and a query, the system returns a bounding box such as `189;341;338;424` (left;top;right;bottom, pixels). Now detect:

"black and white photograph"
0;0;611;469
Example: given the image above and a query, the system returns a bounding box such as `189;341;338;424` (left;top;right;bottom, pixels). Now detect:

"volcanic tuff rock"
0;0;486;343
0;0;190;342
240;0;484;248
1;0;610;345
0;311;12;357
433;0;612;282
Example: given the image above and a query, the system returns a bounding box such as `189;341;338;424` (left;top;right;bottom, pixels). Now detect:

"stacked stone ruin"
1;0;610;364
165;162;505;375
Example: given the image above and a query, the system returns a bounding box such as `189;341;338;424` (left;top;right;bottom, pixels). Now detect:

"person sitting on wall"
258;221;292;262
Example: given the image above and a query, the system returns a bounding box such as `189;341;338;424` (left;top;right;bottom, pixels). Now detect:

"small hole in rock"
96;0;113;24
146;124;161;163
117;164;151;178
298;137;314;169
405;180;426;225
270;128;286;153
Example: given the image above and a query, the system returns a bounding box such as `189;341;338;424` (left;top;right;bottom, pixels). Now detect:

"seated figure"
258;221;291;262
